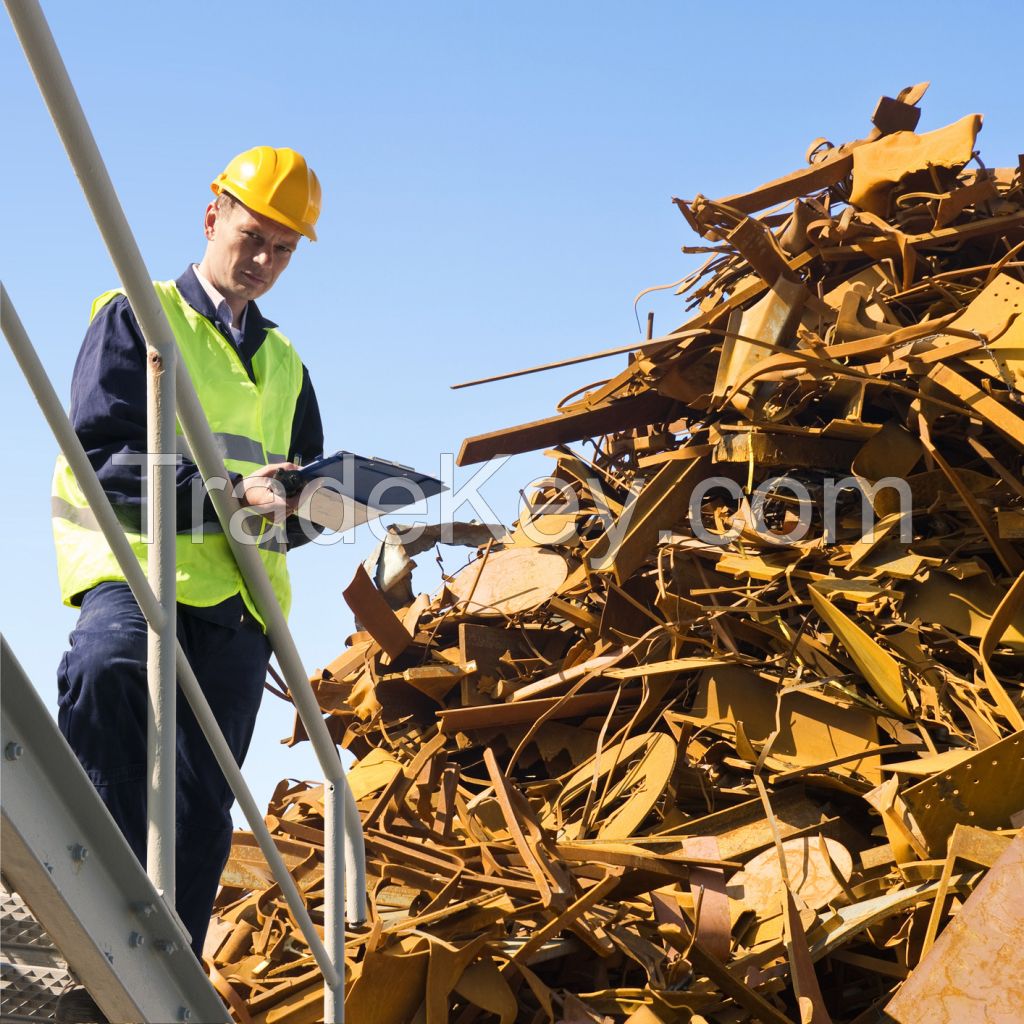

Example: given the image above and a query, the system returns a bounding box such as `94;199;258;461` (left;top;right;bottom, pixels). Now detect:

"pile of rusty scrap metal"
207;85;1024;1024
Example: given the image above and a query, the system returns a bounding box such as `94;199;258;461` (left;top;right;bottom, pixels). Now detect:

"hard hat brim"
210;181;318;242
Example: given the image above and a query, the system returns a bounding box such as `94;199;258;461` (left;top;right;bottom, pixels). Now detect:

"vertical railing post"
323;783;345;1023
145;345;177;898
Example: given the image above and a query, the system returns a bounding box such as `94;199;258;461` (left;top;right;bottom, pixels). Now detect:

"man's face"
200;196;302;312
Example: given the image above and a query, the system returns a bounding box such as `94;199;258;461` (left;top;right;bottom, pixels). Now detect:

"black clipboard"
294;451;446;513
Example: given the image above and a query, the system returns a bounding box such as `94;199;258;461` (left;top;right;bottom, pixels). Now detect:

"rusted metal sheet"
207;87;1024;1024
900;730;1024;853
457;391;681;466
886;833;1024;1024
447;547;569;616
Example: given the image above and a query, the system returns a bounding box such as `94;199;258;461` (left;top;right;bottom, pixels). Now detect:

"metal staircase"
1;635;231;1023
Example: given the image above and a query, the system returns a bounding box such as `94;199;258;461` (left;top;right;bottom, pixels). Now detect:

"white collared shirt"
192;264;247;346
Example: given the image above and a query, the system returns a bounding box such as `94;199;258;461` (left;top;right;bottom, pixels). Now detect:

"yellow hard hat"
211;146;321;241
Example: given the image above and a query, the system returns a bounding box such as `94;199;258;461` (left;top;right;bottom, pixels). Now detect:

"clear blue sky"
2;0;1019;820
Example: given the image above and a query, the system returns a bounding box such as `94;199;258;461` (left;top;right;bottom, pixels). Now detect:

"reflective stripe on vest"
174;432;287;467
52;281;305;625
52;493;288;548
51;496;100;531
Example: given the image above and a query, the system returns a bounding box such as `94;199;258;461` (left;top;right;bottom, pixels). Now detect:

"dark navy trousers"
57;582;270;958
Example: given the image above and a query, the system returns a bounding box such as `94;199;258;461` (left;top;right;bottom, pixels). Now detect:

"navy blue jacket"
69;266;324;550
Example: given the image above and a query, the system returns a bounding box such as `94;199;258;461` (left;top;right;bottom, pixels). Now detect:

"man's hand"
238;462;302;520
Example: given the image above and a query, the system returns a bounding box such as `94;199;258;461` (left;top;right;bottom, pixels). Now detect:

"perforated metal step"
0;881;67;1023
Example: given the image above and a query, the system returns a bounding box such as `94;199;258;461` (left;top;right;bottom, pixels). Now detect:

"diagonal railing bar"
1;284;343;991
5;2;366;1018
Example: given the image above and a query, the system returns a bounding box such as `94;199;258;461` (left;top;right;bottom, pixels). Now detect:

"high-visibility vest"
51;280;306;626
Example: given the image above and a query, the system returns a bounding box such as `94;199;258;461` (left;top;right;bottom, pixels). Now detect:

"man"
52;147;324;1021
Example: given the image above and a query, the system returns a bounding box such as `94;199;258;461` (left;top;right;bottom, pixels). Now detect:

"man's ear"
203;201;218;241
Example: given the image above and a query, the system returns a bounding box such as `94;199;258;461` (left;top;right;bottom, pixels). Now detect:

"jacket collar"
174;266;278;340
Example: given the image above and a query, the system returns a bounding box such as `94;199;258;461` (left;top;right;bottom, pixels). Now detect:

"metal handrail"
4;2;366;1019
0;286;342;991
